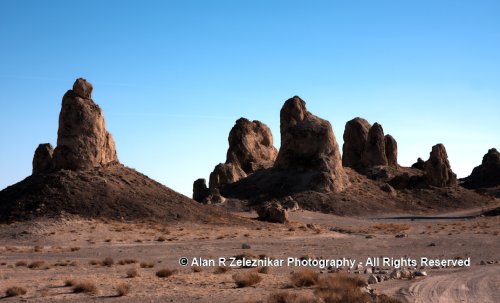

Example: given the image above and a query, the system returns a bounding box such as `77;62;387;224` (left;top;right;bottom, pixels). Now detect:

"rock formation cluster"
342;118;398;173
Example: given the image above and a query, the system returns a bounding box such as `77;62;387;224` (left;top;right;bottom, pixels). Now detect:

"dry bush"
156;236;166;242
73;281;98;294
290;270;319;287
376;294;403;303
156;268;175;278
116;283;130;296
70;247;80;252
64;278;77;287
126;268;139;278
15;261;27;267
28;261;50;269
192;266;203;272
258;266;271;274
5;286;27;297
140;261;155;268
214;266;230;274
118;259;138;265
33;245;43;252
232;272;263;288
89;260;100;266
102;257;114;267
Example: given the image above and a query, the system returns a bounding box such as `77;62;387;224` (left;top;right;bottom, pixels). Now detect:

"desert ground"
1;206;498;302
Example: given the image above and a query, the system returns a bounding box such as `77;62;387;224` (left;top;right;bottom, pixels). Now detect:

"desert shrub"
5;286;27;297
89;260;100;266
126;268;139;278
15;261;27;267
28;261;50;269
102;257;114;267
140;261;155;268
156;268;175;278
192;266;203;272
116;283;130;296
214;266;230;274
267;292;316;303
232;272;262;288
156;236;166;242
70;247;80;252
64;278;77;286
73;281;98;294
290;270;319;287
33;245;43;252
258;266;271;274
376;294;403;303
118;259;138;265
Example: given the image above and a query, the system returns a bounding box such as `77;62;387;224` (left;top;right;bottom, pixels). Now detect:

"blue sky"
1;0;499;197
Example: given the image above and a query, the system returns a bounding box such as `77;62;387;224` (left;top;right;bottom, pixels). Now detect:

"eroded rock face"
342;117;371;169
209;163;246;190
53;78;118;170
32;143;54;174
362;123;388;168
424;144;457;187
226;118;277;174
462;148;500;188
385;134;398;167
193;178;209;202
274;96;349;192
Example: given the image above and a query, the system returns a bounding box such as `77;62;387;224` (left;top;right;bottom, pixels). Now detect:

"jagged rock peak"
424;143;457;187
32;143;54;174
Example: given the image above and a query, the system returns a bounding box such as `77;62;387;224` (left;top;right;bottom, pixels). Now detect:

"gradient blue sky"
1;1;499;197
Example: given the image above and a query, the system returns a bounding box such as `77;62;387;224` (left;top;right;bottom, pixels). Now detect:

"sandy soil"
0;207;499;302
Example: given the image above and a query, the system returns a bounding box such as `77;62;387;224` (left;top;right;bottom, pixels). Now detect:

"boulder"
384;134;398;167
282;196;300;211
193;178;209;202
461;148;500;189
380;183;397;197
53;78;118;170
411;158;426;170
203;188;226;204
342;117;371;170
257;202;288;223
274;96;349;192
209;163;246;190
32;143;54;174
424;144;457;187
226;118;277;174
362;123;388;168
367;274;378;284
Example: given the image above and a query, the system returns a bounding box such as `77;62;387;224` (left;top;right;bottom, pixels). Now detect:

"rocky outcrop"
342;117;371;169
461;148;500;189
411;158;426;170
209;163;246;189
362;123;388;168
424;144;457;187
32;143;54;174
227;118;277;174
384;135;398;167
274;96;349;192
257;202;288;223
193;178;209;202
53;78;118;171
342;119;398;172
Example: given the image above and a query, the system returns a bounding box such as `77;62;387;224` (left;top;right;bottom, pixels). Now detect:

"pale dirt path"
398;266;500;303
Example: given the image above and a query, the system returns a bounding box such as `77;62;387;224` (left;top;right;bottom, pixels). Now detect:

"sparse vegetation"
116;283;130;296
126;267;139;278
72;281;98;294
290;269;319;287
5;286;27;297
118;259;138;265
15;261;27;267
232;272;262;288
258;266;271;274
102;257;114;267
64;278;77;286
192;266;203;272
156;268;175;278
214;266;230;274
28;261;50;269
140;261;155;268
